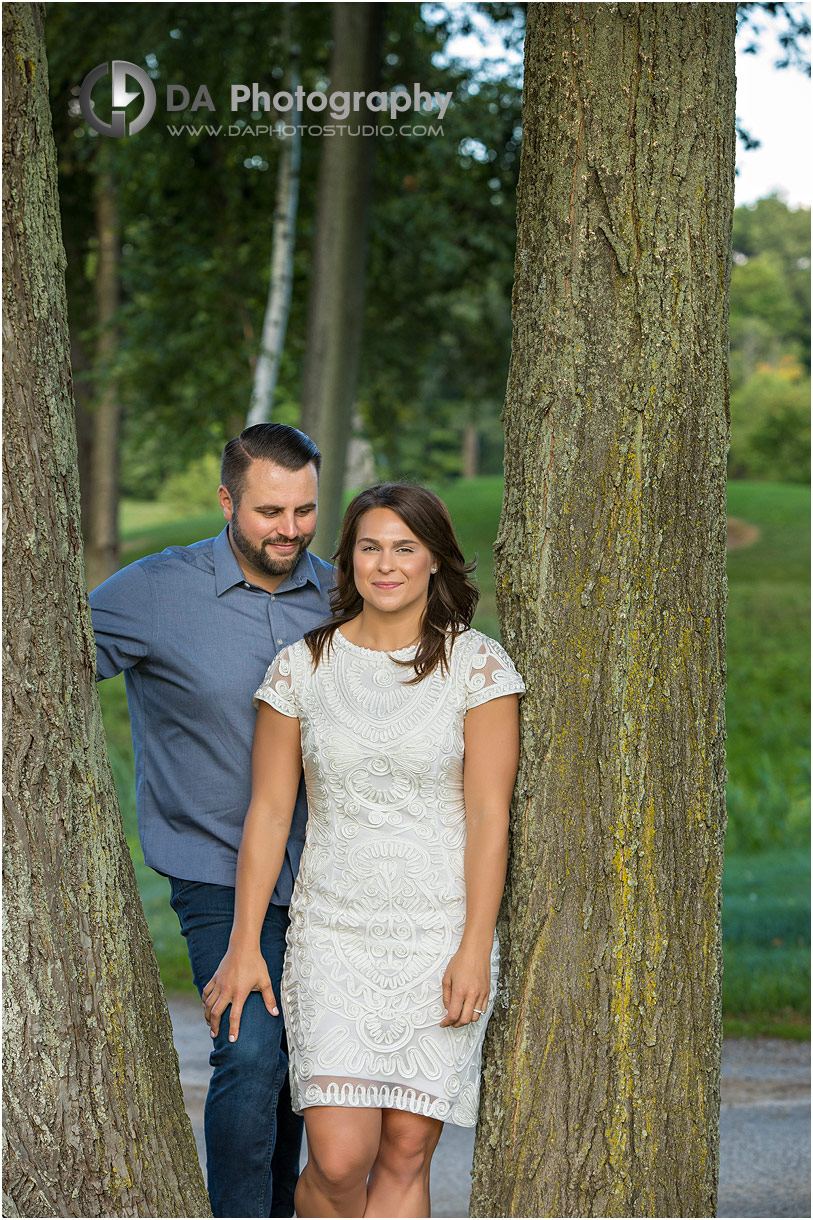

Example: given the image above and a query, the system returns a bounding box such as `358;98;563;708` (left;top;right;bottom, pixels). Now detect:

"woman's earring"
431;567;437;573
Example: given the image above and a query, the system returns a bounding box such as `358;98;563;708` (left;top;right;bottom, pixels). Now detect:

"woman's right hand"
202;945;278;1043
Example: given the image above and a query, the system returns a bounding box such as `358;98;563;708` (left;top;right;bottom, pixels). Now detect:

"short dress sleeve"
464;635;526;711
253;645;299;718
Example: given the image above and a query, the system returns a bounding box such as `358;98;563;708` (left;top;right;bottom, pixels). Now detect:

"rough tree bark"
84;146;120;591
2;7;210;1215
302;1;383;557
246;7;302;429
470;4;734;1217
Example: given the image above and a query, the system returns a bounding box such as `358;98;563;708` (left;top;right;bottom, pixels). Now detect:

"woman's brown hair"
304;483;479;682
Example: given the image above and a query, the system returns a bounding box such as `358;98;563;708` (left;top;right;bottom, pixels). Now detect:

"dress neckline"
334;627;418;658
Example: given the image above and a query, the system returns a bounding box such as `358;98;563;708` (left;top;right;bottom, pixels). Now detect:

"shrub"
161;451;223;513
729;357;810;484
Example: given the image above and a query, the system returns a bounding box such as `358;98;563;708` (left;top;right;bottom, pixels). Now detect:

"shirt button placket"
269;596;283;649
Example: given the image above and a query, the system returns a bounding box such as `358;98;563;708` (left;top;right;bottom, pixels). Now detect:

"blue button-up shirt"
90;527;334;898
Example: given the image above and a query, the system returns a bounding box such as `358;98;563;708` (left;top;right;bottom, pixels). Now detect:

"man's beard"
229;512;314;578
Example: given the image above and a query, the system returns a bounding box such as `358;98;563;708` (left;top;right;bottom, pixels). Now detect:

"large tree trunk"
470;5;734;1217
302;1;383;558
246;11;302;429
2;7;210;1216
84;149;120;591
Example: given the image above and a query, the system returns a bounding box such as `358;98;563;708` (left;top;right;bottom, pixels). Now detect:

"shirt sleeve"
253;646;299;718
464;636;526;711
89;561;154;681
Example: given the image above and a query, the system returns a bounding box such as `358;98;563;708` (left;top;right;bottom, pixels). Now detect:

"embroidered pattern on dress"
255;628;525;1128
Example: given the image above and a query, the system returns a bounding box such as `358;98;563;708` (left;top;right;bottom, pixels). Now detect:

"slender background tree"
302;0;385;556
2;6;210;1214
245;6;302;429
84;140;121;589
470;4;735;1215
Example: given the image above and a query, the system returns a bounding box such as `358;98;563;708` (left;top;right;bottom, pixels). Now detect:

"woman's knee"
305;1109;380;1193
376;1112;442;1179
307;1148;369;1194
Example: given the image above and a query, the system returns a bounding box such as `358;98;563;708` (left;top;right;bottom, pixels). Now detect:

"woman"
203;484;524;1218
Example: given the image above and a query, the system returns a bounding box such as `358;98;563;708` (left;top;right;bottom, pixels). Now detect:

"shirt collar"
289;547;322;591
213;525;321;596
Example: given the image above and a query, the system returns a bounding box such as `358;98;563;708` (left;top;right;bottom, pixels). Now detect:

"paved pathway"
168;996;810;1218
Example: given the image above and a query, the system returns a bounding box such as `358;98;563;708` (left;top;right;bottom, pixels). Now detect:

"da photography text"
78;60;452;138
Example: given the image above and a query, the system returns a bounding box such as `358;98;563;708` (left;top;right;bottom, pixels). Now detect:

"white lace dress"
253;627;525;1127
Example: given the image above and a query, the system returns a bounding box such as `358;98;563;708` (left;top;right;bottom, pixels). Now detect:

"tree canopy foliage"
46;2;522;500
46;2;809;505
730;195;811;483
738;0;811;73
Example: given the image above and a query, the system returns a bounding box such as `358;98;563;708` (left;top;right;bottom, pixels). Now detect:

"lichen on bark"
471;5;734;1216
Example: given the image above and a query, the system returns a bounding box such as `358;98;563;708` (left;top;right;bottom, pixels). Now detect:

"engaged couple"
91;423;524;1218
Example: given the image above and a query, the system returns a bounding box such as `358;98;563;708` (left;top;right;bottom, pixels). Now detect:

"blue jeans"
169;877;303;1217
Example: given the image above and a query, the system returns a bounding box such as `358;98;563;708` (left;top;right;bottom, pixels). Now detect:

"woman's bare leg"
364;1109;443;1218
295;1107;381;1218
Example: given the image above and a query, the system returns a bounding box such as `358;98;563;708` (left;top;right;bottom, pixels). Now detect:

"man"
90;424;334;1217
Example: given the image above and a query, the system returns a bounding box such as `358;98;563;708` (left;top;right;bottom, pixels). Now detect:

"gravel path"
168;996;810;1218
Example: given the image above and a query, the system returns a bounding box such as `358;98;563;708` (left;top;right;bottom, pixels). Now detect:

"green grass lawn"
722;850;810;1040
101;479;810;1034
724;482;810;854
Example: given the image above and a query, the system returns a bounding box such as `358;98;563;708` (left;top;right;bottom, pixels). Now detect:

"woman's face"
352;507;435;618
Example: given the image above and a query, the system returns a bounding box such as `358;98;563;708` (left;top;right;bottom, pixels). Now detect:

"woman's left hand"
439;945;491;1027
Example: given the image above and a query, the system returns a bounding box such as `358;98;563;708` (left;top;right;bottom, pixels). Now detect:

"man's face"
218;459;318;580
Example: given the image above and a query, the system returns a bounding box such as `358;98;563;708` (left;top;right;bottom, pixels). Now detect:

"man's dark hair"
221;424;322;506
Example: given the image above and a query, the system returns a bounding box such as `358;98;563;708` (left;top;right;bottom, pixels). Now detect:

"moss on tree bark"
470;4;734;1216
